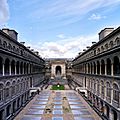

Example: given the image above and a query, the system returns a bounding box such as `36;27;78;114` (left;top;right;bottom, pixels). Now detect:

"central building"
45;58;72;81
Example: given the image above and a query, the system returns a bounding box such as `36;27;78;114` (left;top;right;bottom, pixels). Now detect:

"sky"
0;0;120;58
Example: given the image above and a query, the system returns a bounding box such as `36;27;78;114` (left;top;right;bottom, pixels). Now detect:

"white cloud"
27;34;98;58
0;0;9;25
88;13;106;20
57;34;65;39
29;0;120;25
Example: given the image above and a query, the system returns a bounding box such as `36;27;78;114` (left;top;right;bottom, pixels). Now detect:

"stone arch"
55;66;61;75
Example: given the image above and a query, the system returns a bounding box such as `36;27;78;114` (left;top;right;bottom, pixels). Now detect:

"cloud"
29;0;120;26
57;34;65;39
0;0;9;25
27;34;98;58
88;13;106;20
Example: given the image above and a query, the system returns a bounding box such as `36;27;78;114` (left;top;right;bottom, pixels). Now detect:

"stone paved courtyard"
14;90;102;120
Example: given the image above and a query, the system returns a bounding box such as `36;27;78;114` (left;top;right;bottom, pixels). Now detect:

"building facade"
0;28;45;120
72;27;120;120
45;58;72;84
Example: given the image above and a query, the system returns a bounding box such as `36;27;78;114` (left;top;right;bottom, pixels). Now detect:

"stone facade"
72;27;120;120
0;28;45;120
45;58;72;79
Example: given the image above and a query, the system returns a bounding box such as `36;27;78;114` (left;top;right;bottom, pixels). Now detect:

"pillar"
2;63;4;76
105;63;107;75
111;62;114;76
9;64;11;75
100;63;101;75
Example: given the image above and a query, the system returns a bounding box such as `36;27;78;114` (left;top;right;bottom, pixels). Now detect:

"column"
100;63;101;75
9;64;11;75
2;63;5;76
111;88;113;104
105;63;107;75
23;64;24;74
111;62;114;76
95;62;97;74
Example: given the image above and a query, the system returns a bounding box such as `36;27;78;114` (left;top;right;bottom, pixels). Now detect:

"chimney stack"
2;28;18;41
99;28;114;41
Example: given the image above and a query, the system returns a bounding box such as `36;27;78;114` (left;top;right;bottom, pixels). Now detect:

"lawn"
51;85;65;90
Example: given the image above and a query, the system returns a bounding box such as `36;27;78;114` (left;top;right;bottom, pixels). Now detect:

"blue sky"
0;0;120;58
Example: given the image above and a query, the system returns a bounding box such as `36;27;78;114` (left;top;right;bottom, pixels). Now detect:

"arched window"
5;82;11;98
101;46;104;52
101;81;104;97
113;56;120;75
115;37;120;45
109;41;114;48
105;43;108;50
97;81;100;95
11;81;16;95
106;82;111;98
113;83;119;102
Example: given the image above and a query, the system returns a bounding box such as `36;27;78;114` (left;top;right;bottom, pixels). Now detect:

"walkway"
14;90;102;120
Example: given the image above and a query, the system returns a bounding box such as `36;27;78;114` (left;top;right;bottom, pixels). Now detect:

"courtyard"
14;89;101;120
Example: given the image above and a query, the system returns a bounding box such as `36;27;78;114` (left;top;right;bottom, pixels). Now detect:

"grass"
51;85;65;90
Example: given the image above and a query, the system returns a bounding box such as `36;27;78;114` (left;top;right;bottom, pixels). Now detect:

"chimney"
2;28;18;41
99;28;114;41
20;42;25;45
92;42;96;44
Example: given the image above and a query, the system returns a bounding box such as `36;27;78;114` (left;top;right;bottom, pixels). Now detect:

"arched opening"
11;60;15;75
56;66;61;75
90;63;92;74
101;60;105;75
93;62;96;74
16;61;19;74
113;56;120;75
113;83;119;102
107;58;111;75
20;62;23;74
106;82;111;98
5;58;10;75
97;61;100;74
88;63;90;73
